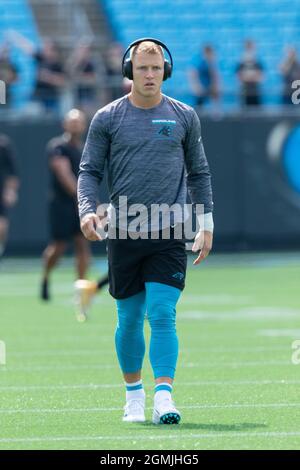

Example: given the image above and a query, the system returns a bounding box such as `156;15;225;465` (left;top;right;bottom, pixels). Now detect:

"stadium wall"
2;113;300;255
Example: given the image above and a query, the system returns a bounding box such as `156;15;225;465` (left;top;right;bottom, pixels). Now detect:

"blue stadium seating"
101;0;300;107
0;0;39;109
1;0;299;109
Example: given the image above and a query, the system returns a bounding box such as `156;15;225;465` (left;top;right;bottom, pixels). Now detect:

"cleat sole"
160;412;181;425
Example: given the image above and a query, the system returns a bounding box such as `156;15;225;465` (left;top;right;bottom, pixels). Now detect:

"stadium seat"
0;0;39;109
100;0;300;107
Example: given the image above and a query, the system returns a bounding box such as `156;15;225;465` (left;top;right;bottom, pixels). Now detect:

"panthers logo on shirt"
159;125;172;137
152;119;176;139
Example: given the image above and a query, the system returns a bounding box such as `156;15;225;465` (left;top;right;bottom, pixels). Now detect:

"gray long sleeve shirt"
78;94;213;231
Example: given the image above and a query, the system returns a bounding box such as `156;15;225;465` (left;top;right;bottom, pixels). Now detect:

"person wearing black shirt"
11;32;65;113
67;43;97;114
40;109;89;300
0;134;19;257
236;40;264;107
32;40;65;113
105;43;125;102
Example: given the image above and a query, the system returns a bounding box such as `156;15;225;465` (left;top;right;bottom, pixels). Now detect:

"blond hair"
130;41;164;60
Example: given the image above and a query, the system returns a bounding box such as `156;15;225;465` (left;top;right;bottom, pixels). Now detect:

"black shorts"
49;199;81;241
107;226;187;299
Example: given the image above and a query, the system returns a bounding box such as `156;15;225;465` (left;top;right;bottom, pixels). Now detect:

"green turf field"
0;253;300;450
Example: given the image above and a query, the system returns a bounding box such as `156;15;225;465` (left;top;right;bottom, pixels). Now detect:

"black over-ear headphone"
122;38;173;81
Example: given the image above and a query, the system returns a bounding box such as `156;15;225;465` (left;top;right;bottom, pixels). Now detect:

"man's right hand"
80;213;103;241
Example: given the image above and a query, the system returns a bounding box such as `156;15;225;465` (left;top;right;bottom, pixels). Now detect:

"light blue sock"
115;291;146;374
145;282;181;380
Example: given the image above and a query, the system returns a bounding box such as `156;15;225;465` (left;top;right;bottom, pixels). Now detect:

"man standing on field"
78;38;214;424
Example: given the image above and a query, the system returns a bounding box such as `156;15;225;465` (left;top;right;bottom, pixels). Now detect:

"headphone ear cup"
163;59;172;81
123;58;133;80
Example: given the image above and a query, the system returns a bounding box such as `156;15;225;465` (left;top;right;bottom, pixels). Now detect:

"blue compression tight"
115;282;181;379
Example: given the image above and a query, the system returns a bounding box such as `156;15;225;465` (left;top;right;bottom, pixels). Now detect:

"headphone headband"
122;37;173;70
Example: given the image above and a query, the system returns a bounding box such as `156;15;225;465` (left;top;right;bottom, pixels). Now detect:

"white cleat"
74;279;98;322
122;399;146;423
152;398;181;425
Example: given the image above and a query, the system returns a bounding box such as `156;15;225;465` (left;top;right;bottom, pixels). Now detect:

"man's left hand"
192;230;213;265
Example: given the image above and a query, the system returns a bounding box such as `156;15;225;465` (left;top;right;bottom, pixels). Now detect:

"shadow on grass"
141;421;268;432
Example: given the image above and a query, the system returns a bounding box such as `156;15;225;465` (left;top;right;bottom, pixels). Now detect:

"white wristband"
196;212;214;233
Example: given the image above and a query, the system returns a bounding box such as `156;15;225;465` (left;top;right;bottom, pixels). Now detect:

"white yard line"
179;308;300;320
1;359;293;372
0;403;300;414
0;379;299;392
3;364;116;372
180;294;252;305
259;330;300;337
183;360;293;368
7;345;290;358
0;431;300;444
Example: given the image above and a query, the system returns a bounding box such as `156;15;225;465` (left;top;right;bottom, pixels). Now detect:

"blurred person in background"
236;40;264;107
188;44;220;107
105;42;125;102
67;41;98;115
0;42;18;108
11;32;65;114
0;134;19;258
279;46;300;106
40;109;90;302
74;273;109;322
